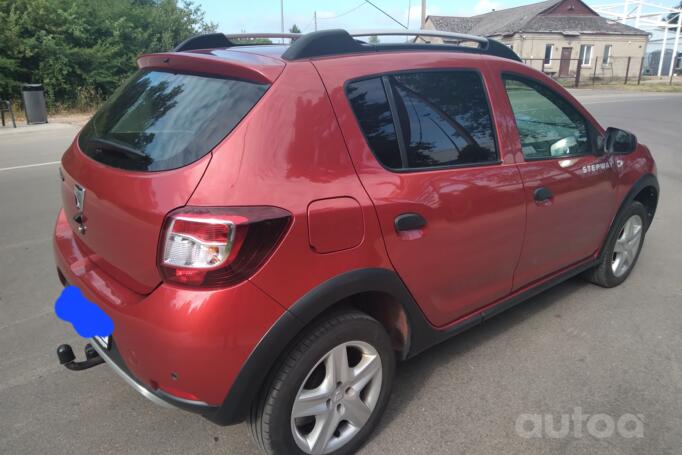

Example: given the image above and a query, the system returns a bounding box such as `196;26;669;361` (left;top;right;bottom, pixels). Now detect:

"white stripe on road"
0;161;60;172
579;96;671;105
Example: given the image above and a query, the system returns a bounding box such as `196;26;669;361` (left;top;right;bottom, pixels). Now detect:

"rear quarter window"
345;78;402;169
79;70;268;171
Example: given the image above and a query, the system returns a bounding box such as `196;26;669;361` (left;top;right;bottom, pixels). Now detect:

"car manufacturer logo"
73;184;87;234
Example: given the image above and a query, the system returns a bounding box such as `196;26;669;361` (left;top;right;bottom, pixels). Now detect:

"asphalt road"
1;90;681;455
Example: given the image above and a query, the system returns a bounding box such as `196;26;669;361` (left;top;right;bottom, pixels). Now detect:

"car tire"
585;201;648;288
249;310;395;455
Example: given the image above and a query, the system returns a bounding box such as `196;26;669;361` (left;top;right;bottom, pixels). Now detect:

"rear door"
61;68;270;294
495;71;617;289
316;56;526;327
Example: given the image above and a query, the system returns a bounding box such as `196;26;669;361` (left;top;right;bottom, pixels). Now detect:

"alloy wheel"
290;341;383;454
612;214;643;278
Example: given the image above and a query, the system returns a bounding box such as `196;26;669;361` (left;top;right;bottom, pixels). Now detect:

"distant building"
424;0;649;79
645;48;682;75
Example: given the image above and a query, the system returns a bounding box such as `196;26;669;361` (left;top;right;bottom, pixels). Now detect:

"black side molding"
205;258;604;425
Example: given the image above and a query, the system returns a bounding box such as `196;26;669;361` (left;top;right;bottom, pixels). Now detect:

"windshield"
78;70;268;171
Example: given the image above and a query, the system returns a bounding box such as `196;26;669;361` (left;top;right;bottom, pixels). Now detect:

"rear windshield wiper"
88;137;150;162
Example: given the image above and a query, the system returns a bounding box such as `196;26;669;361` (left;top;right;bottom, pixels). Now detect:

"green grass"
577;83;682;92
552;77;682;92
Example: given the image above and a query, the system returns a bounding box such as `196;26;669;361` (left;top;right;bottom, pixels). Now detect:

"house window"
579;44;593;66
544;44;553;65
602;45;612;65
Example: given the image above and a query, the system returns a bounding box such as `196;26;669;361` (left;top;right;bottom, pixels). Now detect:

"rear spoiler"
137;52;285;85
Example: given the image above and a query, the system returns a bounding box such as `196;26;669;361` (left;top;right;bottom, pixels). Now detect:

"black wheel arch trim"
598;173;659;261
622;173;659;226
205;259;603;425
204;310;303;425
205;268;420;425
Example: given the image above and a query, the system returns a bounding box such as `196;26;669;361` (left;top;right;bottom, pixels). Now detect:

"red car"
54;30;658;454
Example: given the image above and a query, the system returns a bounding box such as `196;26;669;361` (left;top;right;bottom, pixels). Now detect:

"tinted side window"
389;71;498;168
503;76;590;159
346;78;402;169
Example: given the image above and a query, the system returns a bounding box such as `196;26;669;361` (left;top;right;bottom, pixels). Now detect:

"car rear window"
78;70;268;171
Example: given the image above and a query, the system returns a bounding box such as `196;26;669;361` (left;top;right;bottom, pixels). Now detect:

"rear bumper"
89;336;216;414
53;209;286;422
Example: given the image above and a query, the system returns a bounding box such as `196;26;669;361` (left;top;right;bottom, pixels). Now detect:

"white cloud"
315;10;337;20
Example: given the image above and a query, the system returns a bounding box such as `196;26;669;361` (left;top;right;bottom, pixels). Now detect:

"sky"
197;0;681;35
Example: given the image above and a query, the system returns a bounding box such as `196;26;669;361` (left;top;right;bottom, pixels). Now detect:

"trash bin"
21;84;48;124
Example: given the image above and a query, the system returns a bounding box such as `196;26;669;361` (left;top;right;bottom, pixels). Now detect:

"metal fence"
521;55;665;87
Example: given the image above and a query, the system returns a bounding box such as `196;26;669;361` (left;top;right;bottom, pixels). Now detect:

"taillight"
159;207;291;287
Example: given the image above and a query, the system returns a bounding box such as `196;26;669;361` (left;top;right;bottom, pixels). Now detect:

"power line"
303;0;407;32
316;2;367;21
301;17;315;31
406;0;412;30
364;0;408;29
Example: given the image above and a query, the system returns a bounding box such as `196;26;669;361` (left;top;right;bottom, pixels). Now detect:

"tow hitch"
57;343;105;371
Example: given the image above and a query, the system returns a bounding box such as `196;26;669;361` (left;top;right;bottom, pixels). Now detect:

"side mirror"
604;127;637;154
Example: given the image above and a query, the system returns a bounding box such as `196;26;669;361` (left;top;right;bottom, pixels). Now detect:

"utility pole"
421;0;426;29
621;0;629;24
406;0;411;29
658;25;668;77
280;0;284;43
314;11;317;31
670;13;682;78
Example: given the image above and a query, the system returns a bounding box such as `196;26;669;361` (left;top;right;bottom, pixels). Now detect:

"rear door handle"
534;187;554;203
395;213;426;232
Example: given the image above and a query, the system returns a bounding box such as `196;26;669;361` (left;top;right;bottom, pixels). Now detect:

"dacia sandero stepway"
54;29;658;455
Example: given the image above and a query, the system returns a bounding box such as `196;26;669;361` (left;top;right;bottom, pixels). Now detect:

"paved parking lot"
1;90;681;454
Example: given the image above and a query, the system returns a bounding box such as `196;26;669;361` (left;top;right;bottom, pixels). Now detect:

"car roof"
172;30;521;64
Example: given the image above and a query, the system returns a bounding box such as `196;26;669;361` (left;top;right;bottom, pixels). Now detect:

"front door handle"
395;213;426;232
534;187;554;203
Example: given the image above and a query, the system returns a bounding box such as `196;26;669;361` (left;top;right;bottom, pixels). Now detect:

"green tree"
369;35;380;44
0;0;216;109
289;24;301;34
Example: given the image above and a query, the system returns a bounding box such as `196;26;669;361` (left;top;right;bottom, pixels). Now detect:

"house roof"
523;15;648;35
428;0;648;37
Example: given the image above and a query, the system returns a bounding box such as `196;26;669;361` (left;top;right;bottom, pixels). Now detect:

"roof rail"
351;29;489;45
173;32;300;52
223;33;301;41
173;30;521;63
281;29;520;62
